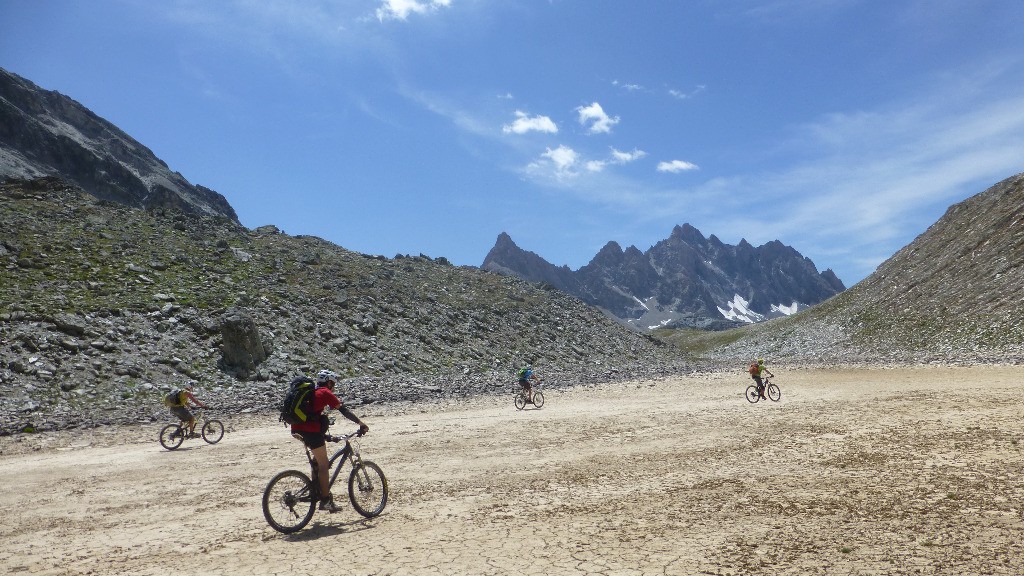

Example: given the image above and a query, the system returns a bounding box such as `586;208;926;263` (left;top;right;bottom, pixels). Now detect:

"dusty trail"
1;366;1022;575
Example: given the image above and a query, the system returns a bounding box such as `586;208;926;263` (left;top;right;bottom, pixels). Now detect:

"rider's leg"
311;445;331;499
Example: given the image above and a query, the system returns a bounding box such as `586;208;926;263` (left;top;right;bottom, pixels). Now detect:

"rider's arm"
338;405;369;433
185;391;207;408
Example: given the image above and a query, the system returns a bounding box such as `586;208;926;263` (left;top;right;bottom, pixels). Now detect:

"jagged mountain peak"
482;225;845;330
670;223;707;245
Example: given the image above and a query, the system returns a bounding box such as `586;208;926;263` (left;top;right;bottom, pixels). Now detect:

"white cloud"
543;145;579;172
657;160;700;173
525;145;580;181
576;102;619;134
610;147;647;164
376;0;452;22
587;147;647;172
502;111;558;134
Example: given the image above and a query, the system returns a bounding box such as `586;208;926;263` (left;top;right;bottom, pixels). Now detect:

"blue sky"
3;1;1023;286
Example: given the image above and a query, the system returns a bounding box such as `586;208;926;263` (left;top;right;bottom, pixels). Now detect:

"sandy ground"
1;366;1022;576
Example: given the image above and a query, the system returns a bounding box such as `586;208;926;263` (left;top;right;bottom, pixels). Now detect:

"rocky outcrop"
0;67;238;222
219;307;270;376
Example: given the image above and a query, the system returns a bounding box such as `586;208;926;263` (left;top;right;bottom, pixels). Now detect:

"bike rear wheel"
263;469;316;533
766;383;781;402
532;391;545;409
514;393;527;410
348;461;388;518
159;424;184;450
745;385;760;404
202;419;225;444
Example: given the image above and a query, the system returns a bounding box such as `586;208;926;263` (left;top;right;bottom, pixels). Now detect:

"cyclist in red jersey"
291;369;369;513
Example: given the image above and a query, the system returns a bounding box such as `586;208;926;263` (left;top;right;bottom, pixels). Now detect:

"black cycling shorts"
295;430;326;450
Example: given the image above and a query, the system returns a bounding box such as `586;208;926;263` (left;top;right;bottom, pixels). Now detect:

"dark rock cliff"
0;67;238;222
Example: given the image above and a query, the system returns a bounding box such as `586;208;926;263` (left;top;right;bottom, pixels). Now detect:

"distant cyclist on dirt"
748;358;774;400
163;381;207;438
291;369;370;513
517;363;539;404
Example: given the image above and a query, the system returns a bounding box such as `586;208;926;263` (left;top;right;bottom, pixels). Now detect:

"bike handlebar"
325;429;367;443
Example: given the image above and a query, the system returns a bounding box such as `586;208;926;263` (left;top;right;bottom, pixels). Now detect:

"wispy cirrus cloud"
502;111;558;135
576;102;619;134
668;85;706;100
612;80;645;92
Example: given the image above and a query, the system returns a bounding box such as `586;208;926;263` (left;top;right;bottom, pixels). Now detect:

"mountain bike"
262;430;388;534
745;376;781;403
514;379;545;410
159;409;224;450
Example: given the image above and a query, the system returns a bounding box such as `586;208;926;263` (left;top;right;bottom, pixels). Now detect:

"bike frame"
305;435;360;497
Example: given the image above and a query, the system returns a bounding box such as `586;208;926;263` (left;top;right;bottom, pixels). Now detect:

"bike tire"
514;394;527;410
767;383;781;402
745;386;760;404
348;461;388;518
159;424;184;450
532;391;545;409
201;419;225;444
263;469;316;534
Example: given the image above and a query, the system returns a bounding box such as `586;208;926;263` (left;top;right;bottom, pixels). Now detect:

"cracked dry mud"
1;366;1022;575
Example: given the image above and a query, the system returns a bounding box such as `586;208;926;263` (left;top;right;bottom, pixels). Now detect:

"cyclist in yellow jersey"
165;382;208;438
750;359;774;399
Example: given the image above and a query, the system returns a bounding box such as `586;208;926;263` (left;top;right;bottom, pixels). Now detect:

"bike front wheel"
514;394;527;410
202;419;225;444
348;461;388;518
263;470;316;533
159;424;184;450
745;386;760;404
766;383;781;402
532;391;545;409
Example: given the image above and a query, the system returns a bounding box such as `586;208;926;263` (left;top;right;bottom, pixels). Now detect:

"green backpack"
162;389;183;407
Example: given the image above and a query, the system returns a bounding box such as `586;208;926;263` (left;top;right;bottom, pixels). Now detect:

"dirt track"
1;366;1023;575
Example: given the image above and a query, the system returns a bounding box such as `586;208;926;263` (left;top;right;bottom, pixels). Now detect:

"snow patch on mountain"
718;295;803;324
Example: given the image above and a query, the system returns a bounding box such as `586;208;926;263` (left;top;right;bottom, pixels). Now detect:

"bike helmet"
316;369;338;385
757;358;765;365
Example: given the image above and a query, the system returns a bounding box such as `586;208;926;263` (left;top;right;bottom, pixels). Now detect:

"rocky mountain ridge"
0;67;238;222
482;225;845;330
0;177;695;435
674;172;1024;364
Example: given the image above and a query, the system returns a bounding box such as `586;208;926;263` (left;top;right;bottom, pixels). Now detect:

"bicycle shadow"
280;516;384;542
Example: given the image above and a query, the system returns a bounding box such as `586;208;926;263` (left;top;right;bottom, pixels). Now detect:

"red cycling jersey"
290;386;342;433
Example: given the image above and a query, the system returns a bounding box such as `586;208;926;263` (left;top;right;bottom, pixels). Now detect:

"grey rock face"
0;67;238;222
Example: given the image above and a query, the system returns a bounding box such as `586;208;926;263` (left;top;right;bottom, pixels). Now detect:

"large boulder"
219;307;269;376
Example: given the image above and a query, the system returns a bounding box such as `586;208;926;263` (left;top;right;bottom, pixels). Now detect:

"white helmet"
316;369;338;385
